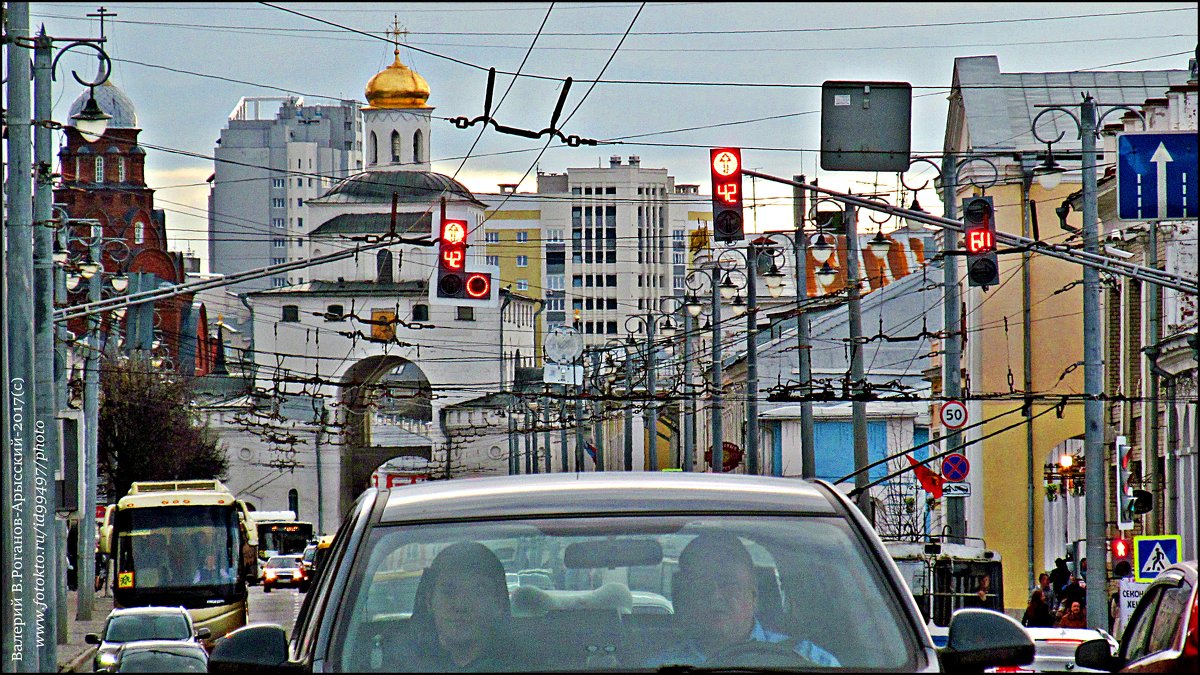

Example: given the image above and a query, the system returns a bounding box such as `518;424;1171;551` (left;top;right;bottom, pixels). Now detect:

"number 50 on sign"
940;400;967;430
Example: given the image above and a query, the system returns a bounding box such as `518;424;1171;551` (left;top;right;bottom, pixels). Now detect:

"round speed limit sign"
940;400;968;430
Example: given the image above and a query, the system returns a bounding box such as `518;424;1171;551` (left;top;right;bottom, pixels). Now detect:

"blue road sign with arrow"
1133;534;1181;583
1117;132;1199;221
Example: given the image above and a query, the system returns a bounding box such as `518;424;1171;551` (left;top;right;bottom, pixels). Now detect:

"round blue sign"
941;453;970;483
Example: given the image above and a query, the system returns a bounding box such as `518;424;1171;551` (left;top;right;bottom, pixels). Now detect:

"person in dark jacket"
1056;601;1088;629
1022;589;1055;628
1048;558;1071;603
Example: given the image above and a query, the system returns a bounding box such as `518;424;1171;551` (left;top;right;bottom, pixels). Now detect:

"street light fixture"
79;259;101;279
1036;142;1066;190
764;262;786;298
719;273;738;301
810;233;835;263
685;293;704;318
729;293;747;318
815;262;838;287
110;273;129;293
71;87;112;141
868;230;893;256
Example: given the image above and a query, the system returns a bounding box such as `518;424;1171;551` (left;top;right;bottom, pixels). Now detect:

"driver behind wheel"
643;533;840;668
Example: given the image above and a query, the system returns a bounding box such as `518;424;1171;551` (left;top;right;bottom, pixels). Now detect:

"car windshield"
331;515;918;672
105;614;191;643
267;557;299;569
303;547;317;563
117;649;206;672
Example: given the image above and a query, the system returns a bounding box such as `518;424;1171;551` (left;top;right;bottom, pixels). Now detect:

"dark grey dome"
310;170;483;206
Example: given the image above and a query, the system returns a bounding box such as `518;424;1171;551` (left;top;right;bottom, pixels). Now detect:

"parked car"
261;554;305;592
299;543;319;592
86;606;208;672
109;640;209;672
210;473;1034;672
989;627;1119;672
1076;560;1198;672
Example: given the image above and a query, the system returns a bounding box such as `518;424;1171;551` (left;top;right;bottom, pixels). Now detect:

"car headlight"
98;652;118;666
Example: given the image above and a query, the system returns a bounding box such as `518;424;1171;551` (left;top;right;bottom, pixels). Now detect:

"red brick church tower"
55;80;216;375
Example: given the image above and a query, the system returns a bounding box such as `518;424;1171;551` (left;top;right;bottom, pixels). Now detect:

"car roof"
108;607;188;617
380;473;839;523
1025;627;1108;640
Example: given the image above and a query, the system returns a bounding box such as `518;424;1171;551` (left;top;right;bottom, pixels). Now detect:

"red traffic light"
1111;538;1130;559
710;148;744;242
464;272;491;299
966;228;994;254
441;219;468;245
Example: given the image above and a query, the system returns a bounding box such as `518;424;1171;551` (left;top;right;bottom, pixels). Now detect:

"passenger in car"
397;542;530;672
642;533;840;668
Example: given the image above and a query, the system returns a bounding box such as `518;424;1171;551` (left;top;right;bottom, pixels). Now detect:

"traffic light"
1115;435;1135;530
710;148;744;242
435;218;492;301
1111;537;1133;579
961;196;1000;288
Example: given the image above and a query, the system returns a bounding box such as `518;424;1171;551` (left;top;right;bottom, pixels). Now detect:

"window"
1146;582;1193;654
485;255;500;267
297;218;304;228
94;156;105;183
412;304;429;322
273;238;286;248
376;249;394;283
272;178;285;188
606;298;617;310
117;159;126;183
413;130;423;164
606;251;616;264
516;255;529;268
325;304;345;321
297;178;304;187
281;305;300;322
309;178;313;187
456;306;474;321
271;278;287;288
606;186;616;194
606;274;617;287
271;257;286;265
485;232;499;243
572;275;582;288
391;130;402;163
295;237;303;246
516;280;529;291
369;131;377;165
607;321;618;334
134;222;145;245
516;231;529;243
297;198;304;207
272;198;285;208
74;157;81;182
674;252;685;265
272;218;286;228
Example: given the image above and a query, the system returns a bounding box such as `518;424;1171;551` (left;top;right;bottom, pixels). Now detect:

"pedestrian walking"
1022;589;1055;628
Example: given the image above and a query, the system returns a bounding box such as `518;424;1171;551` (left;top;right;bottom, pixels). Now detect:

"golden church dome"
364;54;431;109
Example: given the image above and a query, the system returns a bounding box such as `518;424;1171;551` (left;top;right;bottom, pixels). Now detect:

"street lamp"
810;233;835;264
71;87;112;141
815;262;838;287
1035;141;1066;190
1031;95;1147;630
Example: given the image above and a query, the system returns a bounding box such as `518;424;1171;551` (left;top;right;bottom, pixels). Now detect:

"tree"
98;354;229;500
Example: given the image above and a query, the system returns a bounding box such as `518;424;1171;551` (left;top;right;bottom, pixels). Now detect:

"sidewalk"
57;590;114;672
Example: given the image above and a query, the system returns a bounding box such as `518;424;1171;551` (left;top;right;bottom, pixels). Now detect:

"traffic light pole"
941;155;967;544
845;204;872;521
793;176;816;479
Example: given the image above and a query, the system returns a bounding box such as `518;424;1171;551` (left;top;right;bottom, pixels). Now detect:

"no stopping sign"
940;400;967;430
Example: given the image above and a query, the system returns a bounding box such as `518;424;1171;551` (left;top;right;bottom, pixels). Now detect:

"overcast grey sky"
26;2;1198;271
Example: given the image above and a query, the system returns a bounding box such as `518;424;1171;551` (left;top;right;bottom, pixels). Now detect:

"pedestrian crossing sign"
1133;535;1181;583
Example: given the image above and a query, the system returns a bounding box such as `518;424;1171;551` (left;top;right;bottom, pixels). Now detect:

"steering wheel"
707;639;812;668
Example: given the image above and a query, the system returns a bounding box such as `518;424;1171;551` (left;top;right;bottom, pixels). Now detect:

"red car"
1076;560;1197;672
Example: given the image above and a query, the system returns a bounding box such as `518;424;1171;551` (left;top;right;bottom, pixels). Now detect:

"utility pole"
645;318;658;471
682;309;695;472
711;272;724;472
793;176;815;479
746;242;759;475
941;154;967;543
845;204;871;520
559;386;569;473
624;346;634;471
1079;96;1107;630
1021;166;1036;594
575;350;585;471
4;2;41;668
1145;220;1161;535
542;394;551;474
33;26;62;663
79;235;103;622
591;350;604;471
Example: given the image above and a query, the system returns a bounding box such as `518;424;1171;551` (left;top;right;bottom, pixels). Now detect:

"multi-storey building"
208;96;362;344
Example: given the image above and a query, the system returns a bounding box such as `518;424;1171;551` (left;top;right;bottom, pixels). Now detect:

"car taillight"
1043;639;1083;646
990;667;1034;673
1184;594;1198;660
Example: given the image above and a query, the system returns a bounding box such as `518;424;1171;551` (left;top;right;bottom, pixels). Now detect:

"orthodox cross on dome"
87;6;117;40
388;15;408;59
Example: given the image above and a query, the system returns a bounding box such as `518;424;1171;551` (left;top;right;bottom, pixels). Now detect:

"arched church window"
95;156;105;183
369;131;378;165
391;130;402;163
376;249;394;284
413;130;423;164
134;221;145;245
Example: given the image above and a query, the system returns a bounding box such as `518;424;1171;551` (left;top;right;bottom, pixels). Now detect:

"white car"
988;627;1118;673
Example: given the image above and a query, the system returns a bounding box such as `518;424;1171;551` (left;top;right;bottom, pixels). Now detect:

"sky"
23;2;1198;273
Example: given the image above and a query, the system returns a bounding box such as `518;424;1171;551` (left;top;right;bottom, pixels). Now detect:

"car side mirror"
85;633;101;645
939;609;1034;673
195;627;211;640
208;624;291;673
1075;638;1120;672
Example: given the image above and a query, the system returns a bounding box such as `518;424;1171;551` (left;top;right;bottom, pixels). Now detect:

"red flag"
906;455;944;499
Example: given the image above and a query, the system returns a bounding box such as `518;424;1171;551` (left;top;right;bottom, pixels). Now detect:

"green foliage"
98;355;229;500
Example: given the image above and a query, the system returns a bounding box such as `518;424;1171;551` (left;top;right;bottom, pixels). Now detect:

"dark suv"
211;474;1034;672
